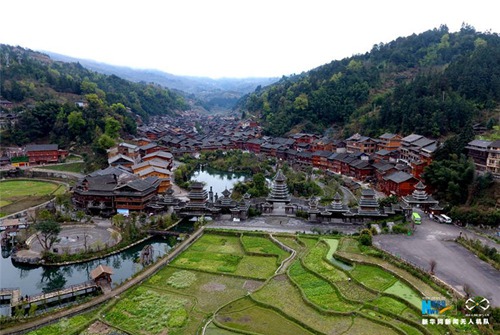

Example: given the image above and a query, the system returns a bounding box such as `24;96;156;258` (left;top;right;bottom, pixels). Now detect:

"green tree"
34;220;62;252
104;116;121;139
67;111;86;139
97;134;116;150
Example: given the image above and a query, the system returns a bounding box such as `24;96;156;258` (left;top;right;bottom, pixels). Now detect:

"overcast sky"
1;0;499;78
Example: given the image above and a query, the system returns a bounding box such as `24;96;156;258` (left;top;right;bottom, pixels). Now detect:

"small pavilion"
90;265;114;285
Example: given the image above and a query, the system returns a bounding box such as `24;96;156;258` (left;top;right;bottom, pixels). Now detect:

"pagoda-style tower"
187;182;208;208
266;169;291;203
328;192;349;213
357;189;383;216
402;181;442;213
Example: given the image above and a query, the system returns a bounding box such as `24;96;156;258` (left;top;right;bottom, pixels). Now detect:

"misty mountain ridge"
45;51;278;112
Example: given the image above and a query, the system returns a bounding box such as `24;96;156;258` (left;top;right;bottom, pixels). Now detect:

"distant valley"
45;51;278;112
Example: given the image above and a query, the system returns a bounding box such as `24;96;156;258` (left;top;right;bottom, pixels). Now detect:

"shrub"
359;229;372;246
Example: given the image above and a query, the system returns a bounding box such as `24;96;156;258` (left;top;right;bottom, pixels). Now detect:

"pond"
0;236;177;316
190;166;247;196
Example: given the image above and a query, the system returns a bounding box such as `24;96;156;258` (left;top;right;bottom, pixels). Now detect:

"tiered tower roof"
187;182;208;208
266;169;291;203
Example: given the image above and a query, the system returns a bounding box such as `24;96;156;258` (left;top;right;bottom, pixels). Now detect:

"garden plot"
171;233;281;279
216;297;314;335
103;287;192;335
252;275;353;335
145;267;256;313
240;234;290;262
288;261;357;312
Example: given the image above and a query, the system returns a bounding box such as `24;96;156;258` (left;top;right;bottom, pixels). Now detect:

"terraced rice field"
27;232;471;335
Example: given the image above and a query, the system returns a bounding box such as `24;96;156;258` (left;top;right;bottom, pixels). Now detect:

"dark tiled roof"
384;171;414;183
26;144;58;152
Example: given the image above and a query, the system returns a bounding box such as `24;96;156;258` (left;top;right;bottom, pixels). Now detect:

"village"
1;111;499;217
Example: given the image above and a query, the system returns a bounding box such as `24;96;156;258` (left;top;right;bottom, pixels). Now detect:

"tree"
359;229;373;246
104;116;121;139
97;134;116;150
67;111;86;138
34;220;62;252
76;210;85;222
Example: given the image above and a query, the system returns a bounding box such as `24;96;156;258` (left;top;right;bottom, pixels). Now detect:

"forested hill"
237;25;500;138
0;45;187;118
0;44;188;148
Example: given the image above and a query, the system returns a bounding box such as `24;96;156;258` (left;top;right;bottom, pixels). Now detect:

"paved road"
208;215;363;235
374;217;500;306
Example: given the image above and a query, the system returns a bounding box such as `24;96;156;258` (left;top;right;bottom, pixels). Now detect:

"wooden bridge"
146;229;182;236
1;281;99;315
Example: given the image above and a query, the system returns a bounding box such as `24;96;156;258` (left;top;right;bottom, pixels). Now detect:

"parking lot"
374;217;500;306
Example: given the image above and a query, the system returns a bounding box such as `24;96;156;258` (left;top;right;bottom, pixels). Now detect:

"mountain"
0;45;188;119
44;52;278;112
237;24;500;138
0;44;189;151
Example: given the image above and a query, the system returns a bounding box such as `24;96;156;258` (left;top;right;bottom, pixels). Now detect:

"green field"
26;232;478;335
0;180;66;217
38;162;84;173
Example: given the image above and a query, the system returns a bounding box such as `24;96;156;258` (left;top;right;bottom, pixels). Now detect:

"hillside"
0;44;187;119
45;51;278;113
237;25;500;138
0;44;191;155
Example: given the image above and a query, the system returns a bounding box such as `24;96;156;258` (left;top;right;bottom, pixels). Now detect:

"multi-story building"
487;140;500;177
73;167;159;216
345;133;377;154
466;140;491;172
25;144;68;165
377;133;402;151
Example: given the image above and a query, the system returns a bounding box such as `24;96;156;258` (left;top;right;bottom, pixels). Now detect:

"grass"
171;233;279;279
26;310;95;335
205;322;242;335
0;180;62;197
104;287;191;335
353;311;402;335
216;297;314;335
323;238;340;258
385;280;422;309
349;264;398;291
337;238;443;299
38;162;84;173
303;241;348;282
334;280;378;301
0;180;65;216
252;275;353;335
338;237;361;253
165;270;198;289
145;267;255;313
19;232;458;335
240;235;290;262
288;261;356;312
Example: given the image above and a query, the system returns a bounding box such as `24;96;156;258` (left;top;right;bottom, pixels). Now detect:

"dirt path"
0;228;205;335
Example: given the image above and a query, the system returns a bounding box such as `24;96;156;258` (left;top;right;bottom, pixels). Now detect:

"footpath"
0;228;205;335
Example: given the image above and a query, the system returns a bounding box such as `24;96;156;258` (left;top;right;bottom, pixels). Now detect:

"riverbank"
0;228;205;335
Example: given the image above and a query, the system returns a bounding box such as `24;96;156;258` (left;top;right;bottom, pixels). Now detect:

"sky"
1;0;499;79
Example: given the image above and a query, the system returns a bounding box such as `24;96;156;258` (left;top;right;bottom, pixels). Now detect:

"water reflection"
190;167;247;196
0;237;176;297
